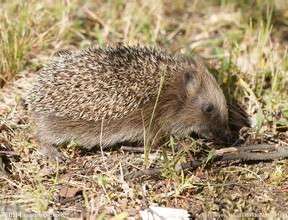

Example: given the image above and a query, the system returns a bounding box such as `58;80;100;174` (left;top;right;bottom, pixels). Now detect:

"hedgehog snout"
210;127;233;144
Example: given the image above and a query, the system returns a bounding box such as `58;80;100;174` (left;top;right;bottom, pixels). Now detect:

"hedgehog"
28;46;232;160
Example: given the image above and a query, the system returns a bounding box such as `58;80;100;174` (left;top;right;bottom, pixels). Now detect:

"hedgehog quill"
28;46;231;160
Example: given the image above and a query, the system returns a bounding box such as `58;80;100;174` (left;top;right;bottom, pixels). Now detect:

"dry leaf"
59;186;82;198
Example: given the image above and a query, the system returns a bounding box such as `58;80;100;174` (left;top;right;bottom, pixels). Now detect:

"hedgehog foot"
38;144;68;163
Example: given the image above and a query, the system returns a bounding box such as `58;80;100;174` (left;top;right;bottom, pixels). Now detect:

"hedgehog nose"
224;130;231;142
214;129;233;144
221;129;233;144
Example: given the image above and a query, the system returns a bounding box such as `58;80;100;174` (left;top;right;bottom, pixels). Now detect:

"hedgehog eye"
184;71;194;84
202;103;214;114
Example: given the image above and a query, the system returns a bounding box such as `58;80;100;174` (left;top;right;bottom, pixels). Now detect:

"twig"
125;160;202;179
125;144;288;179
120;146;146;153
219;144;288;161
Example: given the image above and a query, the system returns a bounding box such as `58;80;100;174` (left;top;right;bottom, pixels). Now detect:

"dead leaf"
59;186;82;198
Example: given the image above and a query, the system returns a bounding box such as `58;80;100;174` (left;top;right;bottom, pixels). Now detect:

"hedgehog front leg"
30;112;76;161
37;140;68;162
36;127;67;162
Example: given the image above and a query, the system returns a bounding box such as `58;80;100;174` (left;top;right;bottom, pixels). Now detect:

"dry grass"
0;0;288;218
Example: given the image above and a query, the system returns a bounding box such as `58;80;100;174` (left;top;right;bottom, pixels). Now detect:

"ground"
0;0;288;219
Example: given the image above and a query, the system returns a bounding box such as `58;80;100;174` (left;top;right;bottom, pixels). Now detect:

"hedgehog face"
167;68;231;143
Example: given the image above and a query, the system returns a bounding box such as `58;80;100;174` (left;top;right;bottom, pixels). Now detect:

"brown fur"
28;46;230;160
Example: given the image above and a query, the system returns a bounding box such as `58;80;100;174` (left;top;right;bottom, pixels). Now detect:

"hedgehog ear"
183;71;198;96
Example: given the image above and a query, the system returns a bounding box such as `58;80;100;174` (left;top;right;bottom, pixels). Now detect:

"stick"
218;144;288;161
120;146;147;153
125;144;288;179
